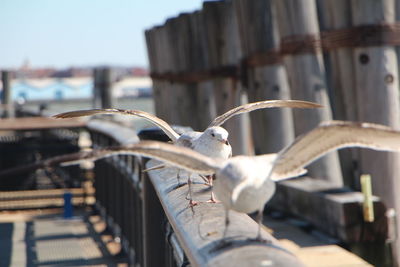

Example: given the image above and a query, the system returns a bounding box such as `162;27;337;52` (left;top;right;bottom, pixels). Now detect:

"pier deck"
0;209;128;267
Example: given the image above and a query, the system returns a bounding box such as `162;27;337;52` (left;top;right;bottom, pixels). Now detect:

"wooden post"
319;0;359;188
92;68;101;109
274;0;343;186
94;67;114;109
234;0;295;154
154;25;174;122
162;17;192;128
175;13;205;130
202;1;250;155
145;29;163;119
1;70;14;118
190;11;217;130
174;13;201;131
352;0;400;264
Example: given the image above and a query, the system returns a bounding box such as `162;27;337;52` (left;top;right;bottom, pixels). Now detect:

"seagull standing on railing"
53;120;400;240
2;121;400;240
53;100;322;205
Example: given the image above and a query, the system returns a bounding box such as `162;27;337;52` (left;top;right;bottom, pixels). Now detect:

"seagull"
54;99;322;205
2;120;400;240
53;100;322;152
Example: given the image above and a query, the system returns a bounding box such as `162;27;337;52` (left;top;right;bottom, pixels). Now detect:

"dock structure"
0;114;387;266
0;210;127;266
145;0;400;265
1;1;400;266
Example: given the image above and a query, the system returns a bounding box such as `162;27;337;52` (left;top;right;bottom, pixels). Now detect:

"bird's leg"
222;208;230;239
256;209;263;240
253;209;270;243
206;175;218;203
185;174;198;207
199;174;210;184
176;169;181;186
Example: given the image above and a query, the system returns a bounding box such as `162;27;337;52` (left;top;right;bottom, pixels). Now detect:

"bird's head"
205;126;230;145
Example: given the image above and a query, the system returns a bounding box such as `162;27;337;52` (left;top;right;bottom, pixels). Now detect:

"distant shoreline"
17;95;152;106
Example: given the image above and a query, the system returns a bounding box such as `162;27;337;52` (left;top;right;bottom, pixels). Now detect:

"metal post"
1;70;13;118
99;67;114;109
92;68;101;108
63;191;73;218
93;67;114;109
142;165;166;267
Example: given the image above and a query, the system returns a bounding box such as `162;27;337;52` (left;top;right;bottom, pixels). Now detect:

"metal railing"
87;120;304;267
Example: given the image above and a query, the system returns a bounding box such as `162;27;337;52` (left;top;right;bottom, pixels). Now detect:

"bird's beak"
218;138;229;145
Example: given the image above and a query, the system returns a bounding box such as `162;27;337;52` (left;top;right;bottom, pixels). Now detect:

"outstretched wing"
271;120;400;181
0;150;97;178
208;100;323;127
0;141;222;178
114;141;223;174
54;109;180;142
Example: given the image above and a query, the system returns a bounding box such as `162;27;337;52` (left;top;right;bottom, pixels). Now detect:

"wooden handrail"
144;160;305;266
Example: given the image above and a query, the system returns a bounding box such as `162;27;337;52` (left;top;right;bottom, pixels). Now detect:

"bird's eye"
211;133;215;137
225;140;229;145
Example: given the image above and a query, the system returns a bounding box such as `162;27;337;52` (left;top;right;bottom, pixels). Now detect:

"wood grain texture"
235;0;295;154
145;160;305;267
352;0;400;264
274;0;343;186
202;1;250;155
190;11;217;130
319;0;359;188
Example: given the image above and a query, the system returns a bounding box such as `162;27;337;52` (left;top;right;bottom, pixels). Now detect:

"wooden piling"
202;1;250;155
162;16;196;129
274;0;343;186
319;0;358;187
143;1;400;264
93;67;114;109
145;28;164;119
190;11;217;130
1;70;14;118
234;0;295;154
155;24;175;123
177;13;205;131
352;0;400;264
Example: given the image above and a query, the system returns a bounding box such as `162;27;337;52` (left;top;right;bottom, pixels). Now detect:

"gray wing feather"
271;121;400;181
208;100;322;127
54;109;180;142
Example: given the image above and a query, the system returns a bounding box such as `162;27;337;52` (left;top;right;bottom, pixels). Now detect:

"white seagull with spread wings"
10;120;400;240
54;99;322;205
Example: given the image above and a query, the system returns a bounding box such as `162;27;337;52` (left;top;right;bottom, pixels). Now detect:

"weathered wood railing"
87;120;305;266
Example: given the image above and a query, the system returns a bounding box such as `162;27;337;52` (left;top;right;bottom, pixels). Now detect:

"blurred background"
0;0;202;130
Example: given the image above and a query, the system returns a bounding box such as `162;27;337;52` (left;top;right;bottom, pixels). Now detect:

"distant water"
20;97;155;132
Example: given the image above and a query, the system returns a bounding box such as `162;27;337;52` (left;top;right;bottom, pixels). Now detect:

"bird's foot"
206;192;218;203
188;200;198;208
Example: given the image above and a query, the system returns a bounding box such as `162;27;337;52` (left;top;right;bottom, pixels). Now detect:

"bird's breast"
213;156;275;213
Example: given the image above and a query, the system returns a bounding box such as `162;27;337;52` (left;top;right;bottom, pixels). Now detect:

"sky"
0;0;204;69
